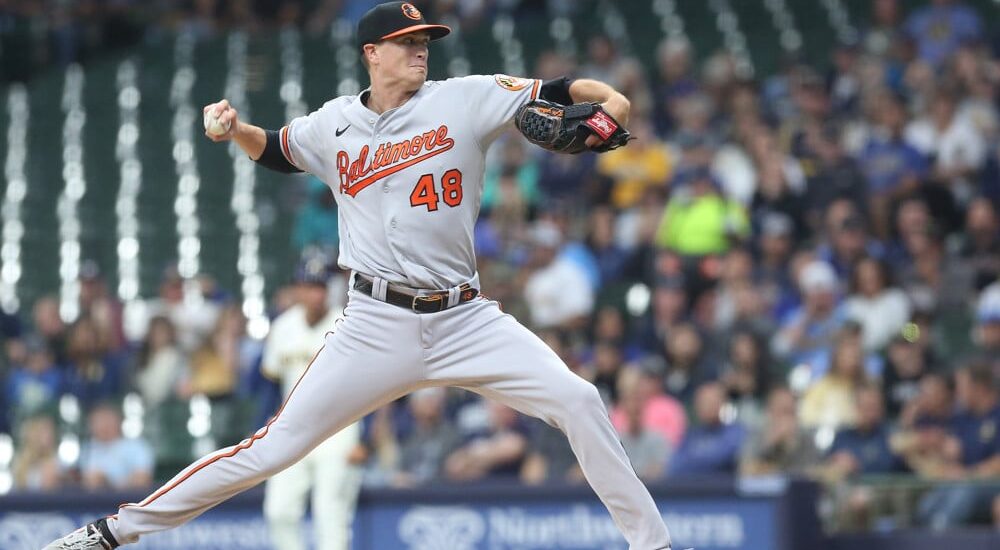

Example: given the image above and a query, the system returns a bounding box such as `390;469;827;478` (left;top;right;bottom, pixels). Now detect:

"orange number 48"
410;169;463;211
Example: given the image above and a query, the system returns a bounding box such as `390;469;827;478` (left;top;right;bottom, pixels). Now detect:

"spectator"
857;92;928;237
63;317;126;412
906;89;987;191
800;123;868;232
78;402;153;490
520;418;583;486
652;36;697;136
6;338;63;424
132;315;186;409
892;373;955;474
11;414;63;491
773;260;845;379
844;256;911;352
655;167;749;257
667;382;746;476
904;0;982;67
596;118;672;209
821;386;901;482
973;282;1000;357
882;336;933;419
138;265;221;352
584;207;632;289
740;386;820;477
31;295;67;365
611;356;686;449
482;135;539;213
444;401;529;482
662;322;713;406
817;199;882;278
523;221;594;330
799;330;870;430
718;330;771;424
581;339;625;405
391;388;461;488
954;197;1000;289
613;367;672;482
917;363;1000;528
77;261;126;353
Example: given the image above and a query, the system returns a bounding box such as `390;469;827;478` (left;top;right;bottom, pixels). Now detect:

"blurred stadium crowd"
1;0;1000;535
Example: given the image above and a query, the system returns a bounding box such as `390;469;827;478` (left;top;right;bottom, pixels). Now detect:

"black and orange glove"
514;99;632;154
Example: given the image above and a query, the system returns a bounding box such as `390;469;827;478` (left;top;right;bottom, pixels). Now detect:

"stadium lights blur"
116;59;143;303
171;33;203;281
57;64;86;323
225;32;270;341
625;283;651;317
1;85;28;313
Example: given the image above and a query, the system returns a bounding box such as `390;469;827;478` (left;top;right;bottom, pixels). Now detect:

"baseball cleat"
42;518;119;550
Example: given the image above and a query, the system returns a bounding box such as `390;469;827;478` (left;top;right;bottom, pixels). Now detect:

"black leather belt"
353;276;479;313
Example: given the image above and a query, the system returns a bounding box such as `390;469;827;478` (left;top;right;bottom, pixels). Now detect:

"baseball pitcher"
45;3;671;549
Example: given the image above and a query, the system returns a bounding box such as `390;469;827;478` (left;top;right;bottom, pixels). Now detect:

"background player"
261;252;363;550
44;2;672;549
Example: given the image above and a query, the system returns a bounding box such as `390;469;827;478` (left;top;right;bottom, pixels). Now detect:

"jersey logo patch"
494;74;532;91
336;125;455;198
401;3;422;20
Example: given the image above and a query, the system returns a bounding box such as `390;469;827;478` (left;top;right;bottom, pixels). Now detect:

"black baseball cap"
357;2;451;49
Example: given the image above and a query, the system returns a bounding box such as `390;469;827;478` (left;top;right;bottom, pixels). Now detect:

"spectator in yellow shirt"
596;119;673;209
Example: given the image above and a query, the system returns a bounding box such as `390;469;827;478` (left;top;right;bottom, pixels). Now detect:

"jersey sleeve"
456;74;542;147
279;105;331;176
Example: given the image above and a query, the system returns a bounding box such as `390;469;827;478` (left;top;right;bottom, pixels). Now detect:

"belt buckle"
412;293;445;313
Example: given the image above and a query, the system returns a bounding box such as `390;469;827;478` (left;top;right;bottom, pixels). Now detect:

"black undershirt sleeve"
538;76;575;105
255;129;303;174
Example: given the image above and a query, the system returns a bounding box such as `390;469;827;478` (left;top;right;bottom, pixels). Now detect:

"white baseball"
204;110;231;136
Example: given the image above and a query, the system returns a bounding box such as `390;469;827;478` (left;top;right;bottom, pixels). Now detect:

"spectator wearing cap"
79;402;154;490
611;356;687;449
612;366;673;481
799;330;871;430
655;167;749;257
596;118;673;210
667;382;746;477
523;221;594;331
754;213;797;319
904;0;982;67
844;256;911;353
740;386;820;477
917;362;1000;528
772;260;845;378
817;198;883;279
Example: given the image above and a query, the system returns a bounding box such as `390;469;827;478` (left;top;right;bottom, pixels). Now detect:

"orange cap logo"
401;3;422;20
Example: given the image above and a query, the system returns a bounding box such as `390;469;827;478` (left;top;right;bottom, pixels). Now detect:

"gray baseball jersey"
278;74;541;289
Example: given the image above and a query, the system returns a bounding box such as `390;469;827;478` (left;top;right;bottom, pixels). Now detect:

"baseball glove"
514;99;632;154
